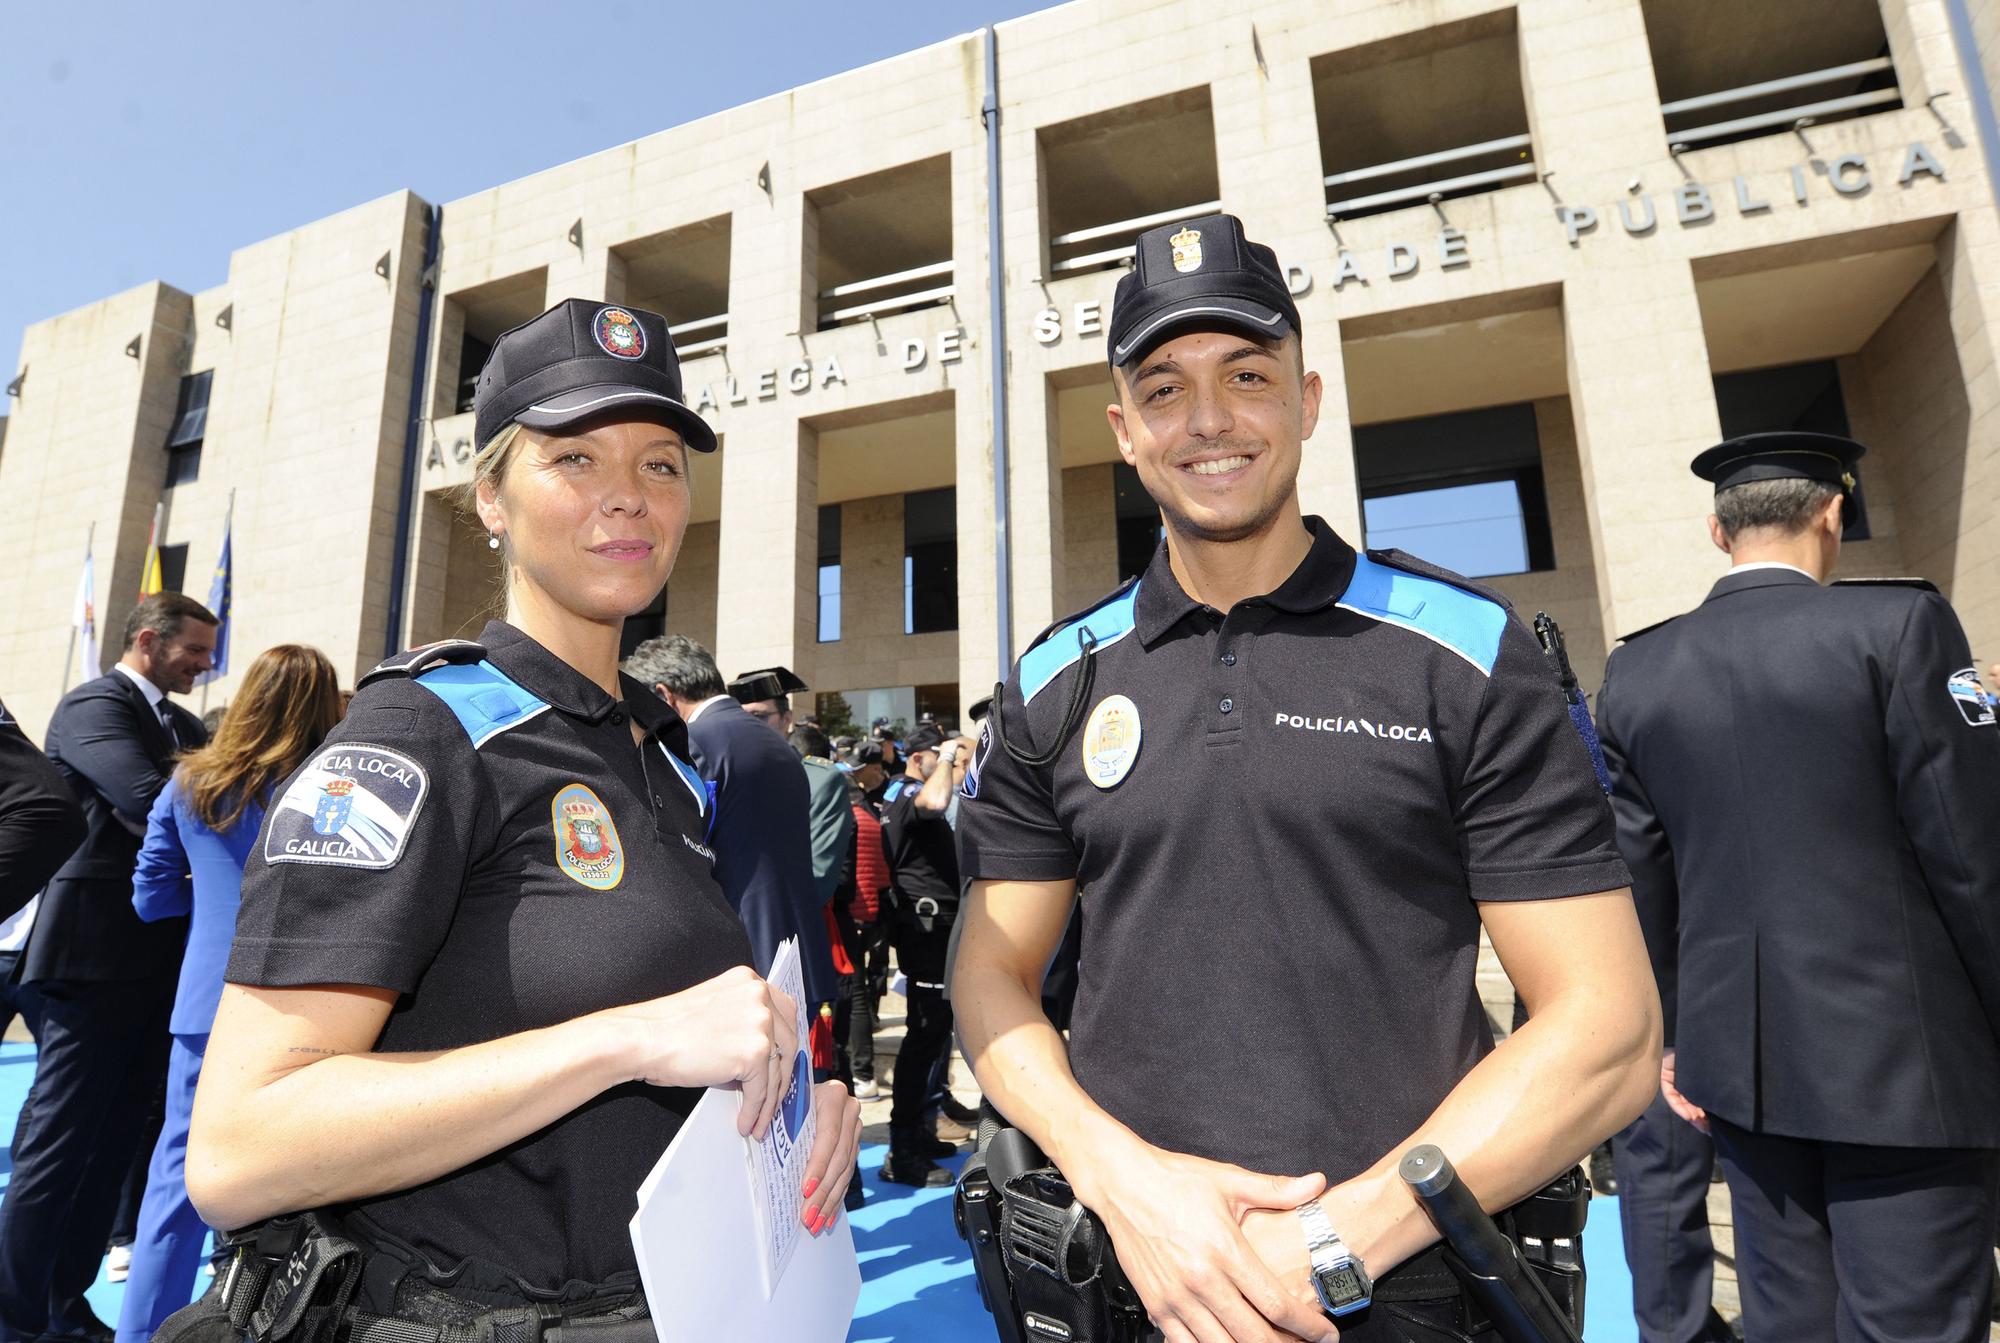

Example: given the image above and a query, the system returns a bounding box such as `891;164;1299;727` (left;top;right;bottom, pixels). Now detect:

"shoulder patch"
1833;576;1941;594
1337;553;1507;676
1020;581;1142;706
1948;667;1997;728
265;742;428;869
413;660;550;748
1617;614;1680;644
359;639;488;689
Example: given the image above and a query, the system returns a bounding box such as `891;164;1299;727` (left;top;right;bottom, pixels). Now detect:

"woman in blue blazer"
117;645;342;1343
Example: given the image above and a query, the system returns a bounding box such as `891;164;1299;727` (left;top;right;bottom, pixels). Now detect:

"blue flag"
197;520;232;684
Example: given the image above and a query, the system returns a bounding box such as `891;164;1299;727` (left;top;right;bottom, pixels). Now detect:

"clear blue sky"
0;0;1060;385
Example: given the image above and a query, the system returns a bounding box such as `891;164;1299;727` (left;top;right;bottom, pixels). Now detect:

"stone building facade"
4;0;1997;737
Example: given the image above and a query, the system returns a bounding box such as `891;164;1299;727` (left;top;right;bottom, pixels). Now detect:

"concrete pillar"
1210;59;1363;538
714;420;817;691
1001;372;1064;656
1562;264;1723;641
1934;215;2000;657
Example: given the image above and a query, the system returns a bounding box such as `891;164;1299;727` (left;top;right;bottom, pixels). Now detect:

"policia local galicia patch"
266;743;429;868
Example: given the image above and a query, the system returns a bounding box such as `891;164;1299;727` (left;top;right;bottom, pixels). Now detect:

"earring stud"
488;533;501;550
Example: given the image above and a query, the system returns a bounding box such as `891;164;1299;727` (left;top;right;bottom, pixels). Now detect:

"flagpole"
61;521;96;697
199;490;235;716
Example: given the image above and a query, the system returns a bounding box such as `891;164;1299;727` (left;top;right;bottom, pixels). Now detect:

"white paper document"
629;939;859;1343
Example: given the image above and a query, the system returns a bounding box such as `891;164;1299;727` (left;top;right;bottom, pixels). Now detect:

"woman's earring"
488;533;501;550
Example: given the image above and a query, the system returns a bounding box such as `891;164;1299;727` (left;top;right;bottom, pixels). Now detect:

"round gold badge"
1081;694;1142;789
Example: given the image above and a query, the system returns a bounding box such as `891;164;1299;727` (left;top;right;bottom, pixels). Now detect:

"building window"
1112;463;1163;582
903;487;957;635
456;333;492;415
164;370;211;487
1354;402;1554;579
1712;360;1868;539
817;504;842;643
619;585;667;660
158;543;190;595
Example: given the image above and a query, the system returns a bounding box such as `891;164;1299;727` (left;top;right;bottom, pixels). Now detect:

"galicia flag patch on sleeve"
1948;667;1997;727
265;743;429;868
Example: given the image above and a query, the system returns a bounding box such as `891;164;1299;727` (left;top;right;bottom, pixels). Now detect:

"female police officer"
182;300;862;1340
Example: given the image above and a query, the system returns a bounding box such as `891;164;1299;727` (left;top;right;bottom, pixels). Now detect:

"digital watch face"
1315;1263;1370;1315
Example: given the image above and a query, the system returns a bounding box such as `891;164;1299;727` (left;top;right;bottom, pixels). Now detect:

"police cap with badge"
1691;430;1866;529
473;298;718;455
1106;211;1302;369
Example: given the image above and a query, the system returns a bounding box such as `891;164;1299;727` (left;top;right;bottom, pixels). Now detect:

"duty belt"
207;1212;655;1343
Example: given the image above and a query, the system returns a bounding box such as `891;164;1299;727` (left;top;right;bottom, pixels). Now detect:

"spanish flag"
137;502;165;598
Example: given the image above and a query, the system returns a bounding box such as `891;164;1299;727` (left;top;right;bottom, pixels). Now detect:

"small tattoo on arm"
286;1046;341;1057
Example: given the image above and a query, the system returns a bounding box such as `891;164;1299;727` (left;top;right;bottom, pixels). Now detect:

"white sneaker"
852;1077;881;1099
106;1244;133;1283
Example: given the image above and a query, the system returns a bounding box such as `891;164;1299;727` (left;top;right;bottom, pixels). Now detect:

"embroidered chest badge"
1081;694;1142;789
552;783;625;890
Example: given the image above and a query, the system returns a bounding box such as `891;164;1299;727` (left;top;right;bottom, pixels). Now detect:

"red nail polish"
802;1178;818;1198
804;1207;821;1232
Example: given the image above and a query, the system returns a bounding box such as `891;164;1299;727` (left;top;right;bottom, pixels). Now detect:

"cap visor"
1112;298;1290;367
516;385;718;453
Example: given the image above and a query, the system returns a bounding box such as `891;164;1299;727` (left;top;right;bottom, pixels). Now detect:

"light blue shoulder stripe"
1019;583;1141;705
658;744;708;817
415;661;551;747
1337;555;1507;676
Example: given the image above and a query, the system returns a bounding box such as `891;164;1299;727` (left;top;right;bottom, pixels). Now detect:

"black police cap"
473;299;718;455
904;725;946;753
728;666;809;704
1107;213;1300;369
1691;431;1865;493
967;695;994;723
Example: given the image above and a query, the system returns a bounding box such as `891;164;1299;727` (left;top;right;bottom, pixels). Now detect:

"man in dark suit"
1596;432;2000;1342
0;697;89;1040
0;593;216;1343
623;638;833;1010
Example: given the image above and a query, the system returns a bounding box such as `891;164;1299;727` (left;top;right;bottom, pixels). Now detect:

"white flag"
72;550;98;680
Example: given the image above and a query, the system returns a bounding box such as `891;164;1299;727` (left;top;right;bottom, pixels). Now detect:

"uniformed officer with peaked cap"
180;298;862;1342
951;213;1662;1343
1595;430;2000;1341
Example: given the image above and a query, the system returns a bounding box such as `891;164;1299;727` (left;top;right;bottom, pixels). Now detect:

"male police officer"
952;214;1661;1343
1595;433;2000;1342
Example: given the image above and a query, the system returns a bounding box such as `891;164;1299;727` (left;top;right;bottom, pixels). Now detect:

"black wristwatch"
1298;1200;1372;1317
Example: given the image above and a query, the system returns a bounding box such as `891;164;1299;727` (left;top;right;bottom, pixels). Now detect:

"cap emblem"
592;307;646;361
1170;227;1204;274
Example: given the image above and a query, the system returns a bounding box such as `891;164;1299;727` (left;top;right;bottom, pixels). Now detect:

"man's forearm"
953;958;1145;1194
1312;977;1658;1277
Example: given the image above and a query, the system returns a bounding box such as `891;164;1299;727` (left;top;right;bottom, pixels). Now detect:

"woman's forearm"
188;1008;633;1229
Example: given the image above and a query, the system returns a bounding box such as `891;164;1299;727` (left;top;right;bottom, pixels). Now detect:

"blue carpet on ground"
0;1039;1643;1341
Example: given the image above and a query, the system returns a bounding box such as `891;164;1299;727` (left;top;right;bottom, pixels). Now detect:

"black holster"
157;1210;654;1343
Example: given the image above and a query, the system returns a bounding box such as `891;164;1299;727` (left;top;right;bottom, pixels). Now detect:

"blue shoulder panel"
1336;555;1507;676
657;745;708;818
415;661;551;748
1019;583;1142;706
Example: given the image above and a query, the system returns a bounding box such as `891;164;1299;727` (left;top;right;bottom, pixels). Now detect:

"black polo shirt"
229;620;753;1291
957;519;1628;1186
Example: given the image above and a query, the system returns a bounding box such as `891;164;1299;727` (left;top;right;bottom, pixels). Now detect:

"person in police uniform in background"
1594;432;2000;1342
951;213;1662;1343
181;299;861;1341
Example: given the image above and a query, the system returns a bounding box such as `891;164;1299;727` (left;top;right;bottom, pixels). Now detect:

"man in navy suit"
1597;434;2000;1341
623;637;834;1011
0;593;215;1343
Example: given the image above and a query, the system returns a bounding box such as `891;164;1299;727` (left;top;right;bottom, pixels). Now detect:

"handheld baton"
1399;1145;1584;1343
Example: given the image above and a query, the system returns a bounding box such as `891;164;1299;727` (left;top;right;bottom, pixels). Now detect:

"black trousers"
0;977;173;1341
833;915;888;1084
888;917;952;1143
1710;1116;2000;1343
1612;1091;1734;1343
